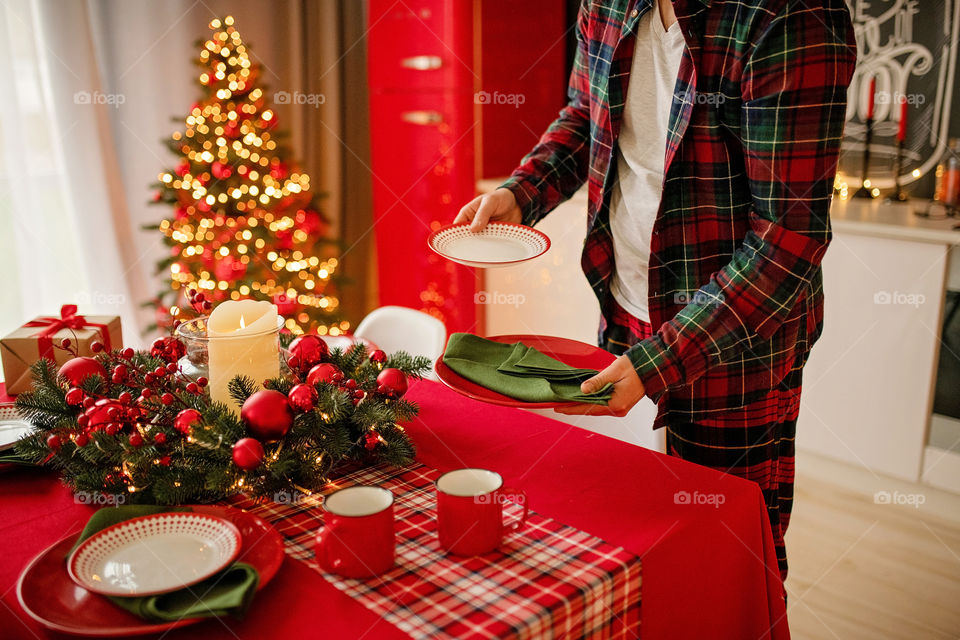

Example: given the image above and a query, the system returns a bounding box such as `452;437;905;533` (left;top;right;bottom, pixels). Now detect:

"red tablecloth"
0;381;789;639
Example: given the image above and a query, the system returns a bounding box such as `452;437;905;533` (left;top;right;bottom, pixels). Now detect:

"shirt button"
630;8;639;17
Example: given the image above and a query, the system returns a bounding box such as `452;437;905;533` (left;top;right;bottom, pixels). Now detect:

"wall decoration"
840;0;958;190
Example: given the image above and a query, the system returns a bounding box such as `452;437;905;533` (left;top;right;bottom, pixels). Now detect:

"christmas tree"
151;16;345;336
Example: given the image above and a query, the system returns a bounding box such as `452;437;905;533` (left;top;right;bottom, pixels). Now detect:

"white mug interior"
324;485;393;517
437;468;503;497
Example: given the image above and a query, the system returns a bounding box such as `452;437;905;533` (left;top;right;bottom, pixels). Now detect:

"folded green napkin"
443;333;612;404
69;505;259;622
0;448;33;465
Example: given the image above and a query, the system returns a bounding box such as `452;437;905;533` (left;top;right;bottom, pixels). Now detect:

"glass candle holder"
174;315;286;407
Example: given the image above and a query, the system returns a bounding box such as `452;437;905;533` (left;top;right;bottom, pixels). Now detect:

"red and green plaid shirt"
502;0;857;422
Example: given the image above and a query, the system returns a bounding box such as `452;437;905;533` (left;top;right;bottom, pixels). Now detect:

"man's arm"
624;0;856;402
497;1;592;227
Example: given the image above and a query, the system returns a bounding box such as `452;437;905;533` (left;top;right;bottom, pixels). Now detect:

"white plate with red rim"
427;222;550;268
67;512;242;597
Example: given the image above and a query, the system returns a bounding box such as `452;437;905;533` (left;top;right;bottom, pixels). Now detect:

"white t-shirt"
609;10;685;322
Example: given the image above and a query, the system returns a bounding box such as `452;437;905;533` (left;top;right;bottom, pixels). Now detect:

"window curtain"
0;0;374;347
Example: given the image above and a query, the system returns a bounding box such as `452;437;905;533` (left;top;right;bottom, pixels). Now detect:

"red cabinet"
368;0;567;332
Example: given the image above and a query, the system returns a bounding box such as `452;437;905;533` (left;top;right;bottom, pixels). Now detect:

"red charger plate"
17;505;284;637
434;334;615;408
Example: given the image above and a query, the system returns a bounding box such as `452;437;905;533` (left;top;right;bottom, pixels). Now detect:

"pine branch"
228;376;257;405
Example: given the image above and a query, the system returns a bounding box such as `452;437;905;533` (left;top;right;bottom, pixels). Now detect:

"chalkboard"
840;0;959;193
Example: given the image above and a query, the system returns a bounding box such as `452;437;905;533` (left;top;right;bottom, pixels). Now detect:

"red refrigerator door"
367;0;475;92
368;88;478;331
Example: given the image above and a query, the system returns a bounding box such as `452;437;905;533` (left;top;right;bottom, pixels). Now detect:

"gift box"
1;305;123;394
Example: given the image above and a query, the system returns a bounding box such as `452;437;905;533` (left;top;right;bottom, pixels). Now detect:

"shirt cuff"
498;176;542;226
625;334;684;403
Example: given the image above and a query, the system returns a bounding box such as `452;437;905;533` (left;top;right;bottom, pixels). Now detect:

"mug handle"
315;527;334;570
501;487;529;533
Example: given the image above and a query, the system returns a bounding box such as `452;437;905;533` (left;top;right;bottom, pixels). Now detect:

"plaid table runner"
230;463;641;639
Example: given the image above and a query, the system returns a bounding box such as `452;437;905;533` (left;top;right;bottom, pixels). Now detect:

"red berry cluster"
300;362;366;406
50;340;208;454
185;289;213;315
150;336;187;364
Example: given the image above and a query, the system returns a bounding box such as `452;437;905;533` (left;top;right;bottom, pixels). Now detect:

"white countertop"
829;197;960;246
477;179;960;246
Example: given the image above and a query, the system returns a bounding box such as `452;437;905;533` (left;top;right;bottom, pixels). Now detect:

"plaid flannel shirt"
501;0;856;422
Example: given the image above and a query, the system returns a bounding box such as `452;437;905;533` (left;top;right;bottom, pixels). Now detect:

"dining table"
0;379;789;639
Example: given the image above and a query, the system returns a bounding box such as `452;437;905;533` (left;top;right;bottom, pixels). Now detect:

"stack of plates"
17;507;284;636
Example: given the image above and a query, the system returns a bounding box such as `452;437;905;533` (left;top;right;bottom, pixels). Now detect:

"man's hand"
555;355;646;417
455;188;523;232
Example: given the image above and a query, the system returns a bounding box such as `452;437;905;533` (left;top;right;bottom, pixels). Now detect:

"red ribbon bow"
24;305;112;360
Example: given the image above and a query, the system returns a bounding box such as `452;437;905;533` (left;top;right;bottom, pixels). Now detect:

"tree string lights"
150;16;344;335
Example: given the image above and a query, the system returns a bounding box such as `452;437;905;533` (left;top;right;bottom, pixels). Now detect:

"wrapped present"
1;305;122;394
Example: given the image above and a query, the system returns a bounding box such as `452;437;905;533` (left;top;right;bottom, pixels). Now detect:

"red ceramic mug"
436;468;529;556
315;485;395;578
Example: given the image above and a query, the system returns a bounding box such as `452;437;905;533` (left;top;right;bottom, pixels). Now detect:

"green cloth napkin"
69;505;260;622
443;333;613;404
0;448;33;465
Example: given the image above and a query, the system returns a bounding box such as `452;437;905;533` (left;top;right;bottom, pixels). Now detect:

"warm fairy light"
912;169;921;178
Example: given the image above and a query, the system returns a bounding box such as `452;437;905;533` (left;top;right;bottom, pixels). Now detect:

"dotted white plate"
0;404;31;452
67;513;242;596
427;222;550;268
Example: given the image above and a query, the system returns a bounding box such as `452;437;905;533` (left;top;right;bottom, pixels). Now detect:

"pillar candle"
897;99;908;142
207;300;280;411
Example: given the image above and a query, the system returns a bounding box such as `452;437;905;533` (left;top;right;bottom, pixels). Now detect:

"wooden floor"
785;455;960;639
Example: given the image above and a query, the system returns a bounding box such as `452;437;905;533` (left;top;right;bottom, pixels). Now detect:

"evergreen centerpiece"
150;15;343;336
14;335;427;505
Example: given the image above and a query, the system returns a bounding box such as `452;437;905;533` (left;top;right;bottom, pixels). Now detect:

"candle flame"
240;314;246;329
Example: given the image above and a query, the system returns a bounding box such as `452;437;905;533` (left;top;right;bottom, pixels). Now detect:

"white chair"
354;306;446;380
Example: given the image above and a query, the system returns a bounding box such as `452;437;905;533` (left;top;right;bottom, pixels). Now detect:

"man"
456;0;857;583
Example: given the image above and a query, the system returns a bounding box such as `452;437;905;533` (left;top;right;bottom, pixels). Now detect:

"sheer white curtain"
0;0;147;345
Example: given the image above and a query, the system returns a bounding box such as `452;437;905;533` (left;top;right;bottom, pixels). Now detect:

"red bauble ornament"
214;256;247;282
211;161;233;180
288;335;329;372
288;383;318;412
46;434;62;451
59;357;106;386
240;390;293;441
295;209;327;236
376;368;408;398
174;408;202;436
232;437;265;470
273;292;298;315
270;162;288;180
364;431;380;451
150;337;186;364
369;350;387;365
84;399;124;431
74;433;90;447
128;433;144;447
306;363;340;386
158;455;172;467
65;387;85;406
